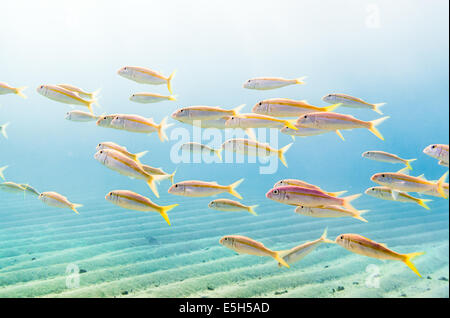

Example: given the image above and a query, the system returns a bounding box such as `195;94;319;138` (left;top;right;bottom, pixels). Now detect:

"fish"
208;199;258;216
0;182;26;194
219;235;290;268
20;184;40;196
96;142;148;163
252;98;341;117
117;66;176;94
168;179;244;199
96;114;120;128
57;84;100;100
130;92;176;103
277;228;335;267
422;183;449;198
94;149;162;197
371;168;448;199
36;84;98;114
322;93;386;114
0;82;27;98
180;142;222;161
141;165;177;184
362;151;417;170
365;186;432;210
105;190;178;226
0;122;9;139
295;205;369;222
296;112;390;141
225;113;298;131
38;191;82;214
335;233;424;277
221;138;292;168
273;179;347;197
65;110;100;122
423;144;449;166
110;115;173;142
0;166;7;180
171;104;245;121
266;186;362;213
243;76;306;90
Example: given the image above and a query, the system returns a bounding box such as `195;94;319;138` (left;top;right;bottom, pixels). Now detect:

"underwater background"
0;0;448;297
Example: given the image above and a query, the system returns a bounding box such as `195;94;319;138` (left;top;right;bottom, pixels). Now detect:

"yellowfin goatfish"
94;149;162;197
168;179;244;199
322;93;386;114
208;199;258;216
105;190;178;226
225;113;298;130
297;112;389;141
219;235;290;268
243;76;306;90
0;166;8;180
295;205;369;222
171;104;245;121
0;182;26;194
96;114;119;128
371;168;448;199
423;144;449;166
117;66;176;94
274;179;347;197
38;191;82;214
141;165;177;184
221;138;292;168
266;186;362;213
180;142;222;161
110;115;172;142
96;142;148;163
65;110;100;122
335;233;424;277
0;82;27;98
0;122;9;139
277;228;335;267
37;84;98;114
130;92;176;104
252;98;341;118
57;84;100;100
365;186;432;210
20;184;40;196
362;151;417;170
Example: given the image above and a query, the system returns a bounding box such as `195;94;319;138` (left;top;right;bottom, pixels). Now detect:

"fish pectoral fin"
391;190;399;200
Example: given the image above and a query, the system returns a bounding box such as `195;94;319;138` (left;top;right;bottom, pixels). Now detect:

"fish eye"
304;115;308;118
273;189;279;195
432;145;436;149
40;85;44;89
340;235;344;240
174;184;178;188
259;102;262;105
247;80;250;82
100;151;103;154
381;174;385;178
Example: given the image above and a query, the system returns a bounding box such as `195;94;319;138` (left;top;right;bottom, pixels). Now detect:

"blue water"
0;0;448;297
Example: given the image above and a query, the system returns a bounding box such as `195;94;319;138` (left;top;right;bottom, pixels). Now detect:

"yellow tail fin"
134;150;149;162
215;148;223;161
167;70;176;94
436;171;448;199
168;95;177;101
405;159;417;170
147;177;160;198
244;128;256;141
284;120;298;130
0;122;9;139
0;165;8;180
228;178;244;199
368;116;390;141
273;251;290;268
248;205;258;216
232;104;246;116
342;193;362;212
352;210;369;223
320;227;335;244
278;143;293;168
324;103;342;112
416;198;432;210
159;204;178;226
15;86;27;99
294;76;307;85
372;103;386;115
71;203;83;214
157;116;173;142
168;168;177;184
403;252;425;277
